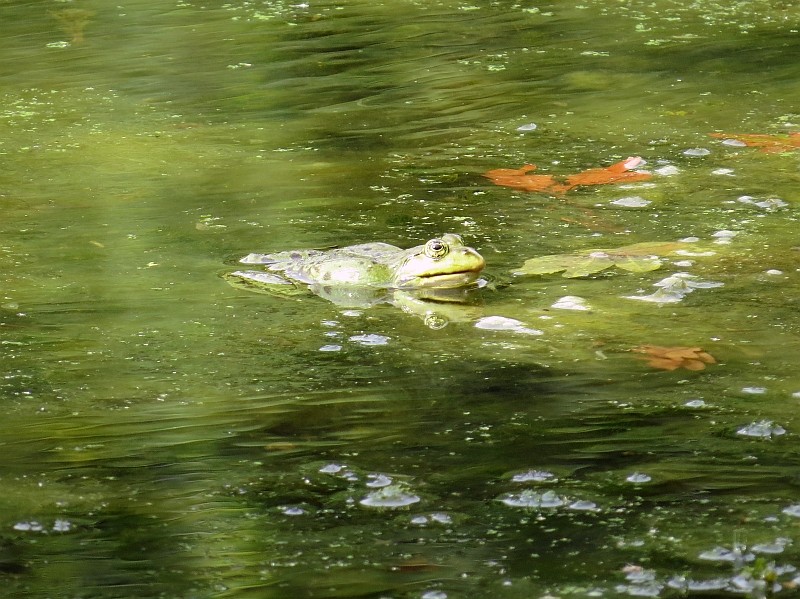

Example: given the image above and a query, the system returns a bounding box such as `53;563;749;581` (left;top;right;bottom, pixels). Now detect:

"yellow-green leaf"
512;240;714;279
610;241;684;256
513;254;576;275
614;255;662;273
561;254;615;277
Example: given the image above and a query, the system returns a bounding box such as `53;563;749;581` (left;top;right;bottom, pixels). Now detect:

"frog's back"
338;242;404;263
239;243;401;287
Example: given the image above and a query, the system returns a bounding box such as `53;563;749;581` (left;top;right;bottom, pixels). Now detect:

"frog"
225;234;486;327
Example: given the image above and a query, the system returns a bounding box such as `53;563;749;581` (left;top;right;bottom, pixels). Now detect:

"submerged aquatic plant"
50;8;95;45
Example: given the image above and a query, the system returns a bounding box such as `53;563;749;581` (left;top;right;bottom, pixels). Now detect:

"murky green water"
2;1;800;597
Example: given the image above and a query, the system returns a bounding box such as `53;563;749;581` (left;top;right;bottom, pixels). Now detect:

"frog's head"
392;234;485;289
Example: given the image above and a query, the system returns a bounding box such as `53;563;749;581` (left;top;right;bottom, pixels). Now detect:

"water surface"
1;1;800;597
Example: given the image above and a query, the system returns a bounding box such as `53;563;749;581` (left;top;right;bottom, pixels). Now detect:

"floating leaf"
513;241;692;278
609;242;684;256
613;254;662;273
515;254;585;276
561;252;616;277
514;252;615;277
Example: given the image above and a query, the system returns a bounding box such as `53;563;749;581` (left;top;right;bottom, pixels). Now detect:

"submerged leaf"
484;156;651;195
632;345;717;371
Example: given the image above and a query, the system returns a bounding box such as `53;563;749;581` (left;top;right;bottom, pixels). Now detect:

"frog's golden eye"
424;238;449;260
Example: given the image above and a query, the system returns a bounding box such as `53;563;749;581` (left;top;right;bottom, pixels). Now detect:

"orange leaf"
633;344;667;355
632;344;717;372
682;359;708;371
564;157;652;189
695;351;716;365
484;164;539;178
710;132;800;153
663;346;704;361
483;164;564;193
484;156;651;194
644;356;682;371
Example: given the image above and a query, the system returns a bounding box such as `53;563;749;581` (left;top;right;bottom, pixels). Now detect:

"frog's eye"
424;238;449;260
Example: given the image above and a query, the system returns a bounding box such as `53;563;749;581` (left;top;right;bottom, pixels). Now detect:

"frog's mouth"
413;269;483;288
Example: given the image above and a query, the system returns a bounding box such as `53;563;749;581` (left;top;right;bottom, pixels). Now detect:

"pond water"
2;1;800;597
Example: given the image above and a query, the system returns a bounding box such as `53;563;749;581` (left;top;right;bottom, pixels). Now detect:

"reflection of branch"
50;9;95;45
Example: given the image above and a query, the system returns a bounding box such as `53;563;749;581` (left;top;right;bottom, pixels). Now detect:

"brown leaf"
483;164;563;193
663;346;704;361
484;156;651;195
633;345;717;372
696;351;716;365
710;131;800;153
682;359;708;371
564;157;652;188
644;356;682;371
